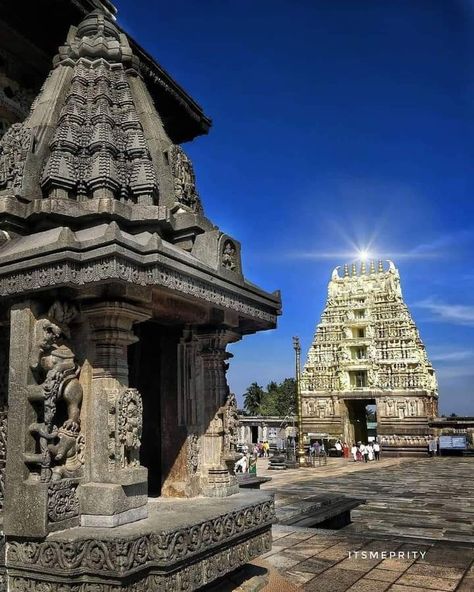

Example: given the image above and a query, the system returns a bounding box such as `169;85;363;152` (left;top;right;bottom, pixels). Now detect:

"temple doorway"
343;398;376;444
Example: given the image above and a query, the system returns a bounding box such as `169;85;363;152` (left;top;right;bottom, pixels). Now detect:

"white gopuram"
301;260;438;455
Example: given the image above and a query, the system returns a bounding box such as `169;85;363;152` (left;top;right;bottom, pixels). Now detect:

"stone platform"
4;492;274;591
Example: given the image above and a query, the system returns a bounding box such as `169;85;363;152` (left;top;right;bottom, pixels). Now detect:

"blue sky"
115;0;473;414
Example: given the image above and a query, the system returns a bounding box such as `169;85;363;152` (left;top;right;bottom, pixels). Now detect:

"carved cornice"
0;257;278;324
7;498;275;577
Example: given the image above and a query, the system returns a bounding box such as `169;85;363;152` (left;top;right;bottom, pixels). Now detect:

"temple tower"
301;260;438;455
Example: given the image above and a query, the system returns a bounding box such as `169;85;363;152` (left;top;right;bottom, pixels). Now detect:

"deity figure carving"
29;302;84;482
221;240;238;272
222;392;239;456
116;388;143;468
186;433;200;475
168;144;202;212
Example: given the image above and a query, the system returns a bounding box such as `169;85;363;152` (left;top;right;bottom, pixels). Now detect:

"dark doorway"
344;399;376;444
251;426;259;443
128;321;162;496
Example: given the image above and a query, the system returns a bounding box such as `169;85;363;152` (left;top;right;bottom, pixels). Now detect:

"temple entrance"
128;321;163;496
128;322;186;497
343;399;376;444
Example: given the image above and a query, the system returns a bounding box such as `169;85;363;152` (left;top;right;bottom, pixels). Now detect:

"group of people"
253;441;270;458
350;441;381;462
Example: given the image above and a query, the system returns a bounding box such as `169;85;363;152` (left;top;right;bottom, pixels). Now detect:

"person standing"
360;443;368;463
373;440;380;460
351;443;358;462
342;442;349;459
368;443;374;461
335;440;342;457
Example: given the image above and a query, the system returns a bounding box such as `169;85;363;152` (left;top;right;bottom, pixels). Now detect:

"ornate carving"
7;498;275;575
222;392;239;456
47;479;80;523
116;388;143;468
186;433;200;475
221;240;238;272
0;123;32;192
29;302;84;482
41;16;157;204
0;408;7;508
0;258;277;324
8;530;271;592
168;144;202;212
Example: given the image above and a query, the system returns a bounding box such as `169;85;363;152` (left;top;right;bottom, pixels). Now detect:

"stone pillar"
4;303;45;537
195;329;240;497
78;301;151;527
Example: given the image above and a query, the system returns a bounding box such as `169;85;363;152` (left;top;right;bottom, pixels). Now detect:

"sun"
357;249;372;262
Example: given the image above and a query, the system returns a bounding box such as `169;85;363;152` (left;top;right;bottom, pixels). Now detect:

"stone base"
5;492;274;592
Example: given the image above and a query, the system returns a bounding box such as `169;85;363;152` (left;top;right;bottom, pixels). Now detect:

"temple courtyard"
208;457;474;591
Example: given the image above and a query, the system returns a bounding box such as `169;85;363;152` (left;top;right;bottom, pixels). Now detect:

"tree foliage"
243;378;296;416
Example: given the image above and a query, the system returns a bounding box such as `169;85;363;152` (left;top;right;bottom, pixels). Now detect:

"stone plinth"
6;491;274;591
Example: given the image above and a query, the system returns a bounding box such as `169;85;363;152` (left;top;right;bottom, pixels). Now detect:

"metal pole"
293;336;305;466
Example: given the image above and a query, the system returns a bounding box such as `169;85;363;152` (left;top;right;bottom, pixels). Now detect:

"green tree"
275;378;296;416
243;382;265;415
242;378;296;416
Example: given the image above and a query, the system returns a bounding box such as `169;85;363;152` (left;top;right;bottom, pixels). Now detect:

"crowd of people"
350;441;381;462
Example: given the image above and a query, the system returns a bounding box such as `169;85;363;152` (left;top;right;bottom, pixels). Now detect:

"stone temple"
0;1;280;589
301;260;438;454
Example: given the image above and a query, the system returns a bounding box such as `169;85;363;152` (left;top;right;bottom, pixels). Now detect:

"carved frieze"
7;498;275;575
8;530;271;592
0;258;278;324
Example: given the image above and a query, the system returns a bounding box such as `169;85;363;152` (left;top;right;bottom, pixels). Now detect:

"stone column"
78;301;151;527
4;302;46;537
195;329;240;497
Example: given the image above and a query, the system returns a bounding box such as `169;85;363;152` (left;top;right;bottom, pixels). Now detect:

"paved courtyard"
210;456;474;591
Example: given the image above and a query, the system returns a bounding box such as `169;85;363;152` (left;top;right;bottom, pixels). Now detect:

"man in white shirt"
373;441;380;460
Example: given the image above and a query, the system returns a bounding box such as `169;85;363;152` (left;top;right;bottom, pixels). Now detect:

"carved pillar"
194;329;240;497
4;301;86;537
79;301;151;527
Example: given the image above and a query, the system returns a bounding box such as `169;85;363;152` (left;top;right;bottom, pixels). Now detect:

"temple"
0;2;280;589
301;260;438;455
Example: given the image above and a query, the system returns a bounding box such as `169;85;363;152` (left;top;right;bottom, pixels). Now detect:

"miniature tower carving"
301;260;438;454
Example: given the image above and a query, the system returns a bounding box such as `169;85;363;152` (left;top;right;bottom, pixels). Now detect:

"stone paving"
260;456;474;544
210;456;474;591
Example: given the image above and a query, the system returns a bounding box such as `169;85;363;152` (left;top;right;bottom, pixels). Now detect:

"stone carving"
0;258;277;324
0;123;32;192
41;18;158;204
222;392;239;455
116;388;143;468
8;530;271;592
186;433;200;475
0;408;7;508
7;498;275;574
29;302;84;482
168;144;203;212
47;479;80;523
221;240;238;272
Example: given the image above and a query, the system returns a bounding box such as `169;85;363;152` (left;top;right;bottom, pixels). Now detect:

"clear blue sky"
115;0;473;415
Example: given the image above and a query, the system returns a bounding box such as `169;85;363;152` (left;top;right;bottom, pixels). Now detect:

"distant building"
301;260;438;454
238;415;296;448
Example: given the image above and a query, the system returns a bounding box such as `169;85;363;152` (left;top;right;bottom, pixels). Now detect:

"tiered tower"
301;260;438;454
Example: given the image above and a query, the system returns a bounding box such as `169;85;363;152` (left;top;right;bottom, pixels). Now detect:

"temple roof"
0;0;211;143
